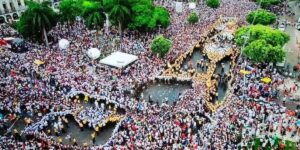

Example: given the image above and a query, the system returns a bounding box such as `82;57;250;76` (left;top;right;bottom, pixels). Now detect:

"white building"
0;0;60;23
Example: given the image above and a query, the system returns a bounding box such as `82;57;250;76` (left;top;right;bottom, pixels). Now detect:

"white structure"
100;51;138;68
0;0;26;23
87;48;101;60
58;39;69;50
175;2;183;13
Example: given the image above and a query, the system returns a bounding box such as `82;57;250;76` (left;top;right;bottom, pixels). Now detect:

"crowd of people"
76;106;112;129
1;0;299;149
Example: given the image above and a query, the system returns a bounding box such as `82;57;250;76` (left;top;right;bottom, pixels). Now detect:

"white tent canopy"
58;39;70;50
87;48;101;59
100;51;138;68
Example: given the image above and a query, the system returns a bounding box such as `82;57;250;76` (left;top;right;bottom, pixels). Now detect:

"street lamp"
240;35;250;100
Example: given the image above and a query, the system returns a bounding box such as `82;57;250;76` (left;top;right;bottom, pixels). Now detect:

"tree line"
15;0;171;46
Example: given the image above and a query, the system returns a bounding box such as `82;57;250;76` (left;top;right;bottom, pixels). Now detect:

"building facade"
0;0;60;23
0;0;26;23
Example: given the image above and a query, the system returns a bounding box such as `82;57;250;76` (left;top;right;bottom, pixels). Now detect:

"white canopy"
87;48;101;59
58;39;70;50
100;51;138;68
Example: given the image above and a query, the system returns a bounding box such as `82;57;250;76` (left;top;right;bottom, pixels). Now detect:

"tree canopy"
243;39;285;63
56;0;170;32
246;9;276;25
58;0;81;24
235;25;289;47
151;35;172;57
235;25;289;63
17;1;57;46
206;0;220;8
128;0;170;31
149;6;170;29
104;0;131;32
187;12;199;24
256;0;279;8
81;1;105;30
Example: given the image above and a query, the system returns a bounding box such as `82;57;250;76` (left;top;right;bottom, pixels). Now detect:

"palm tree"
58;0;81;25
104;0;130;40
26;1;57;47
85;11;104;30
81;1;105;42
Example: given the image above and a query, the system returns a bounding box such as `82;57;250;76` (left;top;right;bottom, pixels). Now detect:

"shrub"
206;0;220;8
246;9;276;25
151;35;172;57
188;12;199;24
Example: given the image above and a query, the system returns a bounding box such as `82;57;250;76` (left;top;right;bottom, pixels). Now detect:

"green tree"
128;0;170;31
81;1;105;30
148;6;170;29
58;0;81;24
187;12;199;24
246;9;276;25
235;25;289;47
235;25;289;63
256;0;279;8
243;39;285;63
85;12;104;30
128;0;153;30
17;1;57;47
104;0;130;35
206;0;220;8
151;35;172;57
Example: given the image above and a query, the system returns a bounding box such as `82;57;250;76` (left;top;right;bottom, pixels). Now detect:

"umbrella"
261;77;272;83
287;110;295;116
240;69;251;75
0;39;8;46
58;39;70;50
206;80;212;87
112;76;118;80
297;120;300;127
34;59;45;65
12;38;24;45
87;48;101;59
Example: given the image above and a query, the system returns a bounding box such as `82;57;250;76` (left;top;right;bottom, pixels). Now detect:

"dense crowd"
2;0;299;149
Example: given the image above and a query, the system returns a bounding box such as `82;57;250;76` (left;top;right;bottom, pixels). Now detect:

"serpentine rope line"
204;0;264;148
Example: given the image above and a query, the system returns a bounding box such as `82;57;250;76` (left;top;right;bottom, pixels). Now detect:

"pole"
158;25;161;34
